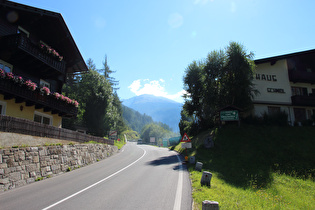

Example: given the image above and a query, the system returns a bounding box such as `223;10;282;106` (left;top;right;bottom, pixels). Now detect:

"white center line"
42;148;146;210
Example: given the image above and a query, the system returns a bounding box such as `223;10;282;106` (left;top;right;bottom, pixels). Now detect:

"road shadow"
146;155;179;166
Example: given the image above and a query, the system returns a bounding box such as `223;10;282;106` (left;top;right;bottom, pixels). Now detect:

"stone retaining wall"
0;144;118;191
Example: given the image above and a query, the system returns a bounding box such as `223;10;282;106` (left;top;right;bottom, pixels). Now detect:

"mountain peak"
122;94;182;132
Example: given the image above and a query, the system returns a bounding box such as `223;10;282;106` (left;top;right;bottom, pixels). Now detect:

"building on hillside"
0;0;87;127
252;49;315;126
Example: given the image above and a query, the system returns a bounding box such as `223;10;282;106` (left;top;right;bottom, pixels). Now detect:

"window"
307;110;312;120
34;111;52;125
0;60;13;73
291;87;308;96
268;106;280;115
40;79;50;89
17;26;29;38
0;101;6;115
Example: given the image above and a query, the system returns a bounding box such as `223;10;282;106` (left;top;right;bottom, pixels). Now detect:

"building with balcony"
0;0;87;127
253;49;315;125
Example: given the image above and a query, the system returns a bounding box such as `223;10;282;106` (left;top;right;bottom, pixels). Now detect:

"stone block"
189;156;196;164
0;163;7;169
30;147;38;152
16;166;22;172
15;180;26;187
9;172;21;182
0;169;4;174
6;159;14;167
0;154;2;163
195;162;203;171
0;178;9;184
202;200;219;210
27;178;35;184
51;165;60;171
39;149;47;156
33;156;39;163
26;164;37;172
4;150;12;155
29;171;36;177
201;171;212;187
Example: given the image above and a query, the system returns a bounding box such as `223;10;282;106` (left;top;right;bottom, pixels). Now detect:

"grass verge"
114;139;125;149
174;124;315;209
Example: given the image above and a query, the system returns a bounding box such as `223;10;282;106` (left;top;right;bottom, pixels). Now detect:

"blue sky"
13;0;315;103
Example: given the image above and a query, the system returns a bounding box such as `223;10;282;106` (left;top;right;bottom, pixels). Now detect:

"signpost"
181;133;191;142
150;137;156;143
219;109;240;127
181;133;191;162
109;130;117;140
220;110;239;121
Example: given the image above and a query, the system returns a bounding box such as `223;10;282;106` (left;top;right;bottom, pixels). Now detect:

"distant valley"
122;94;183;132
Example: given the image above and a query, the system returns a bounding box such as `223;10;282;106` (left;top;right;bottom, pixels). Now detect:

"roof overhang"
255;49;315;65
0;0;88;73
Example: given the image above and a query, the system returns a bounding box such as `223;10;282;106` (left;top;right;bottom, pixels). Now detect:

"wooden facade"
0;1;87;127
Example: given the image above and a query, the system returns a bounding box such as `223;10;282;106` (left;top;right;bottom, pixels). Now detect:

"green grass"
176;124;315;209
190;170;314;209
114;139;125;149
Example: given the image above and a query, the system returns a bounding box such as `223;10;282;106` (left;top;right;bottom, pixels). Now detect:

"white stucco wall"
253;59;292;105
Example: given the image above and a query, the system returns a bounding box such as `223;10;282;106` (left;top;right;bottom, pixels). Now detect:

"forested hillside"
122;94;182;132
122;105;154;133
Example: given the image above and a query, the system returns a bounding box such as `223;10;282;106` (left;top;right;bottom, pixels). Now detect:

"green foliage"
140;123;173;144
114;139;125;149
99;55;119;91
63;58;126;137
244;111;289;126
84;141;103;144
121;130;140;141
35;177;43;181
122;105;154;133
181;42;257;133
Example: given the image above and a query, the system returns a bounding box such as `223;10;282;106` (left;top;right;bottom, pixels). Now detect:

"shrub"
262;111;288;126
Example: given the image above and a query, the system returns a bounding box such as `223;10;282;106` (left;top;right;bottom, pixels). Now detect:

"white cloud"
128;79;186;103
128;79;142;93
168;13;184;28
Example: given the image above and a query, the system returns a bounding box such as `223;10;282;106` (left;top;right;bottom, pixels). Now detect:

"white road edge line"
173;154;183;210
42;147;147;210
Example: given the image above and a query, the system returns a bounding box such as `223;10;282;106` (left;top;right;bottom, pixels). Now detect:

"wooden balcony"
0;34;66;75
289;70;315;84
0;79;77;117
291;95;315;107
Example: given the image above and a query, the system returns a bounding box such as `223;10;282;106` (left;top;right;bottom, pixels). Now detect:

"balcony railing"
0;115;114;145
0;34;66;74
0;79;77;117
289;70;315;84
291;95;315;107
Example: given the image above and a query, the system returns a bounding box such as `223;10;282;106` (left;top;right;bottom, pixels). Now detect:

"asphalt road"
0;142;192;210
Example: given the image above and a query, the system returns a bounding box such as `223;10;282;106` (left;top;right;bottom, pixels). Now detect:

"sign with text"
150;137;156;143
109;130;117;136
220;110;239;121
181;142;192;149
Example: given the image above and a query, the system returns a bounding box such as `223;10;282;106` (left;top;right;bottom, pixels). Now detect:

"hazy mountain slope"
122;94;182;132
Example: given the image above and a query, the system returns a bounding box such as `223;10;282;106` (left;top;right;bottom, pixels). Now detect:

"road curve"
0;142;192;210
